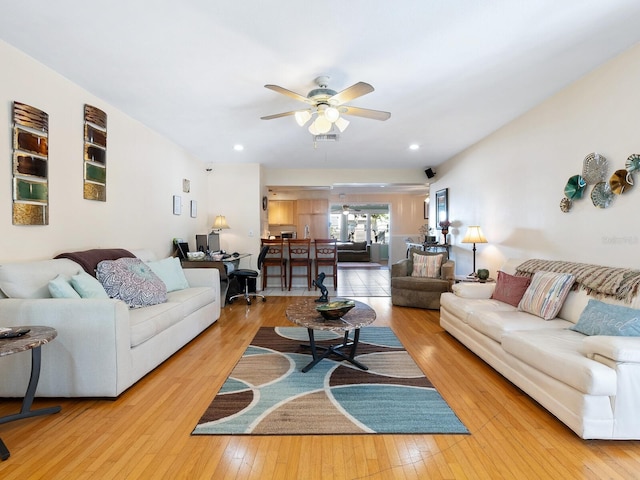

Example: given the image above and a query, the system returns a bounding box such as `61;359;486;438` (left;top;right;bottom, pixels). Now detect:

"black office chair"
227;246;269;305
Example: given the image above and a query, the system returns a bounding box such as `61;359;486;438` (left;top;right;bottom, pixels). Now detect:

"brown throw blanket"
54;248;135;276
515;259;640;303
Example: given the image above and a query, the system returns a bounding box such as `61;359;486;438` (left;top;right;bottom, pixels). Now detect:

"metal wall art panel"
12;102;49;225
13;153;48;178
83;105;107;201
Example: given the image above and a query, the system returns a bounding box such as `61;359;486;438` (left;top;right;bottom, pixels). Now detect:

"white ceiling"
2;1;640;174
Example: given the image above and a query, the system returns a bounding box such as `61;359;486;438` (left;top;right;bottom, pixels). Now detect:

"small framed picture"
173;195;181;215
190;200;197;218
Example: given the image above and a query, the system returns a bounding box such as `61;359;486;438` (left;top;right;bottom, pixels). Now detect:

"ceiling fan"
261;76;391;135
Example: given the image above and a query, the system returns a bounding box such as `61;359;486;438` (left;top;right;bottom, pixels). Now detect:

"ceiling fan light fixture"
312;115;332;134
324;106;340;123
294;110;312;127
334;116;350;132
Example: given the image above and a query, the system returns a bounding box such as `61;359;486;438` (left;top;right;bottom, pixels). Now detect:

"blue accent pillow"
71;271;109;299
48;274;81;299
145;257;189;292
570;299;640;336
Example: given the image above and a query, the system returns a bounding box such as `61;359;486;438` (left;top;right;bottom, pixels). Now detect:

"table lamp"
209;215;230;252
461;226;487;275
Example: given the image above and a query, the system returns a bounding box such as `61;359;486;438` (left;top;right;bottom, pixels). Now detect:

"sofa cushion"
0;258;83;298
145;257;190;292
570;299;640;337
71;271;109;299
167;286;216;318
518;271;575;320
48;274;81;299
465;309;570;343
97;257;167;308
491;271;531;307
411;252;443;278
391;276;449;292
129;301;183;347
502;329;617;396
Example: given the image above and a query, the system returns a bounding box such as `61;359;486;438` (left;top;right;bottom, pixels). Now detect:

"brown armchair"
390;249;455;309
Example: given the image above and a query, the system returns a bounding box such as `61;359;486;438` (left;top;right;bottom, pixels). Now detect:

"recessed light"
409;144;420;150
233;144;244;151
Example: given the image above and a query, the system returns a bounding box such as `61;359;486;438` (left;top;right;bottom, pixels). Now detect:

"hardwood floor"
1;296;639;479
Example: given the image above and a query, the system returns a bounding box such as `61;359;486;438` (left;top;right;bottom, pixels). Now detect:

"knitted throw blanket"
515;259;640;303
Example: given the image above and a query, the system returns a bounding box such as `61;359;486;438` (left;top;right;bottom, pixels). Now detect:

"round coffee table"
0;326;61;461
285;298;376;372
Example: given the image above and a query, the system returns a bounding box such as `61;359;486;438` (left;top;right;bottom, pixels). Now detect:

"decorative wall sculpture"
12;102;49;225
560;152;636;212
83;105;107;201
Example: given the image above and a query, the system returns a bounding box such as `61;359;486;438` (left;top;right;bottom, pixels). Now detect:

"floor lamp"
461;226;487;276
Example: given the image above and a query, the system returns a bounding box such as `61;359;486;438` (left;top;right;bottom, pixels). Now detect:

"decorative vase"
477;269;490;281
441;228;448;244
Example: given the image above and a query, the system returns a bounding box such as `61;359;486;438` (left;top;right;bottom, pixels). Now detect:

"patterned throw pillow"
518;271;575;320
491;271;531;307
97;257;167;308
411;252;443;278
570;299;640;336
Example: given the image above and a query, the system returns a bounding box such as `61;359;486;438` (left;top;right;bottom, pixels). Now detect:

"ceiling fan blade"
341;106;391;121
330;82;374;105
264;84;314;105
260;110;298;120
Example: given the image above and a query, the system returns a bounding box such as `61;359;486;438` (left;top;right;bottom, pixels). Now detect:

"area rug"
192;327;468;435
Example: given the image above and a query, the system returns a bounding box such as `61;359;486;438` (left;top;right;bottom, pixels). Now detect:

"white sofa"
440;259;640;440
0;249;220;398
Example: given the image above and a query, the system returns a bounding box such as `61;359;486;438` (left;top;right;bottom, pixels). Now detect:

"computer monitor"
208;232;220;252
196;234;208;252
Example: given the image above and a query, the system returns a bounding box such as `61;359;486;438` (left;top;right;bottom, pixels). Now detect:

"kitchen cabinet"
268;200;296;225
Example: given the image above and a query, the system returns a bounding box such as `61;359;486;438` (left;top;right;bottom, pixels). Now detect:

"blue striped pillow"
517;271;575;320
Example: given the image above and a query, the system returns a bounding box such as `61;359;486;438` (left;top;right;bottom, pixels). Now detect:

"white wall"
429;42;640;276
0;40;210;262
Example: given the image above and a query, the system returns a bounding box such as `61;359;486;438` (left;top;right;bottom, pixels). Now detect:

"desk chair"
287;239;312;291
227;246;268;305
260;238;287;290
314;238;338;289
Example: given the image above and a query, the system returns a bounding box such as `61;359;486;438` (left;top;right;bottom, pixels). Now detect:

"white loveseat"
440;259;640;440
0;249;220;398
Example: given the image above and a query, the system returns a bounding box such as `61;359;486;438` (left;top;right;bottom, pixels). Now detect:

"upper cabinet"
268;200;296;225
296;199;328;215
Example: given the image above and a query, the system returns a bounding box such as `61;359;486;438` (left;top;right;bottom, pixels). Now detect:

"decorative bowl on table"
316;300;356;320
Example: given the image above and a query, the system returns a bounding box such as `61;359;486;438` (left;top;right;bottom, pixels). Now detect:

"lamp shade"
212;215;230;231
294;110;312;127
461;226;487;244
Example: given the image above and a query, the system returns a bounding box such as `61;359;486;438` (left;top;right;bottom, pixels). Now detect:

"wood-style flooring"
0;296;639;479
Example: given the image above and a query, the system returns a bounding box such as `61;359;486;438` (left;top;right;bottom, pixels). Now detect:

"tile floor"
261;265;391;298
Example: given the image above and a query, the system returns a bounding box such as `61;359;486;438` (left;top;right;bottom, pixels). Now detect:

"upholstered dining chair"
314;238;338;290
287;238;312;291
260;238;287;290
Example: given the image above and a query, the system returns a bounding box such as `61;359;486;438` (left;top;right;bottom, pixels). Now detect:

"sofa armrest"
391;259;410;278
580;336;640;363
0;298;131;397
441;260;455;281
452;282;496;299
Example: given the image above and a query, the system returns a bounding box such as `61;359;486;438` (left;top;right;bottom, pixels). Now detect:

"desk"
181;254;251;305
285;298;376;373
0;326;61;461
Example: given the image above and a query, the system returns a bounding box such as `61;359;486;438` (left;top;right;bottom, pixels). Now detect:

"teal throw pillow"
70;271;109;299
48;274;81;299
145;256;189;292
570;299;640;336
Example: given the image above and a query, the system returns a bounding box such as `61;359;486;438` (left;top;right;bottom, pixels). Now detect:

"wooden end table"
285;298;376;373
0;326;61;461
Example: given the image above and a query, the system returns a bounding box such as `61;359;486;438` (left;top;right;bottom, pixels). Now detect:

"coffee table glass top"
285;298;376;332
